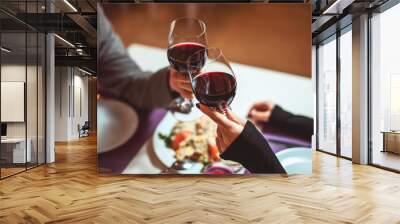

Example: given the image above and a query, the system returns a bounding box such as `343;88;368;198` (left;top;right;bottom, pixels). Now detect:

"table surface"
118;44;313;174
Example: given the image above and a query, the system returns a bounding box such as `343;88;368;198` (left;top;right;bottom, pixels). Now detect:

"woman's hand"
197;104;244;153
247;101;275;125
169;68;193;99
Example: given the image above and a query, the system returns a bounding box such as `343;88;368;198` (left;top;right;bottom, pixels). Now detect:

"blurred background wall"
102;3;311;78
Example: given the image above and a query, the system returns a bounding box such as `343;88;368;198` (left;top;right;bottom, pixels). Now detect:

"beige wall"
54;67;90;141
103;3;311;77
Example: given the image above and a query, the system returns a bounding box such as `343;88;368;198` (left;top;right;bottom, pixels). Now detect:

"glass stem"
217;103;229;115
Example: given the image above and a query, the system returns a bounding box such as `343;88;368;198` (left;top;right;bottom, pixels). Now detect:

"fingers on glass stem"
216;103;230;115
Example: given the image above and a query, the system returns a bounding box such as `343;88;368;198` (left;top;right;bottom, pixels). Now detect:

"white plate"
97;99;139;154
153;112;205;174
152;111;246;174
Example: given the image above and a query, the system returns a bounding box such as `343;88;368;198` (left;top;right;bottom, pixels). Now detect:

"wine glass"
187;47;237;112
167;17;208;116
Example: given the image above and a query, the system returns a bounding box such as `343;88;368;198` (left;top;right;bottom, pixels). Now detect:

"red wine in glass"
167;42;206;74
188;47;237;110
166;18;207;118
192;71;237;108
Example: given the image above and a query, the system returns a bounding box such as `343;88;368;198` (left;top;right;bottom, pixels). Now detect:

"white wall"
72;73;89;138
54;67;89;141
1;65;38;138
55;67;69;141
1;66;26;132
1;64;46;164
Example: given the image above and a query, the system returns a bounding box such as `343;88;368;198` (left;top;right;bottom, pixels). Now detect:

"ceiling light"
78;67;93;76
1;47;11;53
76;48;86;55
54;34;75;48
63;0;78;12
323;0;354;15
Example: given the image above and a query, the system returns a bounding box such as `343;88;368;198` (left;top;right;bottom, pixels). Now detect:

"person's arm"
269;105;313;138
220;121;286;174
98;7;175;109
248;101;313;138
197;104;286;174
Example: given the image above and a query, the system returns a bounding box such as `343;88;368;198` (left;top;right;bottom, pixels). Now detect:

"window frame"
315;23;353;160
367;0;400;173
0;0;48;180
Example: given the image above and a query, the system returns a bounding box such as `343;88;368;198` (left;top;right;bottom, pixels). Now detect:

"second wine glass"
187;47;237;112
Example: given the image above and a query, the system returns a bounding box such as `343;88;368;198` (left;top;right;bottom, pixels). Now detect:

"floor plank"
0;135;399;223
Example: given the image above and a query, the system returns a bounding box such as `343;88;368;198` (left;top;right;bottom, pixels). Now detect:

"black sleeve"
220;121;286;174
269;105;313;138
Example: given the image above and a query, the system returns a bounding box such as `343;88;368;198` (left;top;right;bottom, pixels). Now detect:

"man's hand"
197;104;244;153
247;101;275;125
169;69;193;99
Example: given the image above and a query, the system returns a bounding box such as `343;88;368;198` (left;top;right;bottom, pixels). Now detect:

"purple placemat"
98;108;167;173
262;125;311;153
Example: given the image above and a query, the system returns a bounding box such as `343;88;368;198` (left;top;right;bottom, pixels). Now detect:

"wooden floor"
372;150;400;171
1;135;400;223
1;163;44;178
1;167;26;178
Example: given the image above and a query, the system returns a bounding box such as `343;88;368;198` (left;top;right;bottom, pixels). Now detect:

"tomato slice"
208;144;220;161
172;131;191;150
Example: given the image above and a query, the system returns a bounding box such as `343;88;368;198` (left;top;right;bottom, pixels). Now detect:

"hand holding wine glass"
196;103;244;153
169;69;194;100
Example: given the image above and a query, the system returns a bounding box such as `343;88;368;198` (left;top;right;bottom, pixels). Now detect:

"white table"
1;138;31;163
121;44;313;174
